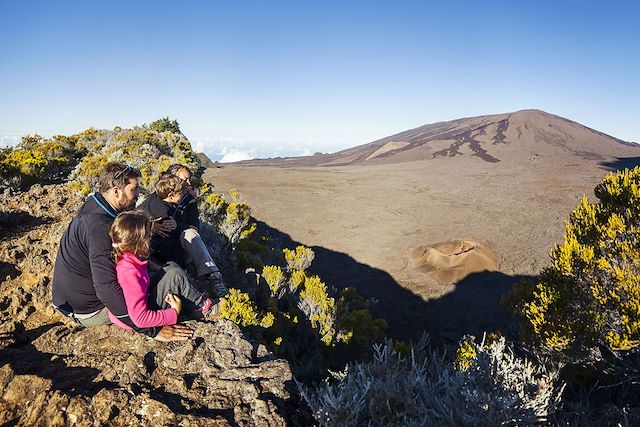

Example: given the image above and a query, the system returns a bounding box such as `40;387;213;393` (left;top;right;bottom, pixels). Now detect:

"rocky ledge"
0;184;303;426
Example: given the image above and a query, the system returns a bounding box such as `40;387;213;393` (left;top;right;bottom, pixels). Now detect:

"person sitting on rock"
139;170;230;303
108;210;220;330
52;162;193;341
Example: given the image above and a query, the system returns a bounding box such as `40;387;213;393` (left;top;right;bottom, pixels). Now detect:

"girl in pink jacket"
108;211;218;330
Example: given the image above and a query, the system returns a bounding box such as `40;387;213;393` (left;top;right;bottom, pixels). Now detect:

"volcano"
236;109;639;167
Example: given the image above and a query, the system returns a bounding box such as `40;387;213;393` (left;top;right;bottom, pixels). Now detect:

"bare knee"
181;228;200;243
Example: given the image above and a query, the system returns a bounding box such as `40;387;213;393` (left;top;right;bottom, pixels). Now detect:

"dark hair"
109;210;153;262
155;173;184;199
98;163;141;194
166;164;190;176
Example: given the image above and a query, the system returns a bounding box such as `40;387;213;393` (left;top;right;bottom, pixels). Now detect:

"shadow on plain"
255;220;533;346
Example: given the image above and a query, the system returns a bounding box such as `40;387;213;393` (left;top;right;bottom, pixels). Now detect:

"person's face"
115;178;140;210
176;168;192;190
166;190;183;204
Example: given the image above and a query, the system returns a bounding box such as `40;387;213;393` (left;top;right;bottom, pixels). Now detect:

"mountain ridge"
233;109;639;167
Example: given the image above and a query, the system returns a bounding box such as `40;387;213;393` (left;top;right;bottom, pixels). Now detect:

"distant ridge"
195;152;216;169
233;109;639;167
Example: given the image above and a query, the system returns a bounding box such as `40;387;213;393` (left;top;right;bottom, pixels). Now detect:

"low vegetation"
300;334;563;426
0;134;80;189
68;124;199;194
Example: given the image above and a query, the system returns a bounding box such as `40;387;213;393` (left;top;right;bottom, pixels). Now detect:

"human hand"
154;324;193;342
165;293;182;315
152;217;177;237
162;217;177;231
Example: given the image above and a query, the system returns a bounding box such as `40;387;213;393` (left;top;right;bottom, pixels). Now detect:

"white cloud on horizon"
0;135;21;148
189;135;352;162
220;150;255;163
0;133;352;162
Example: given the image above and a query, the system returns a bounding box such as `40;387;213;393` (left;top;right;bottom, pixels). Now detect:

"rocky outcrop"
0;322;298;426
0;183;302;425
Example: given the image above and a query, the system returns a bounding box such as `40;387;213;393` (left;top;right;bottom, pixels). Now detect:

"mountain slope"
235;109;639;167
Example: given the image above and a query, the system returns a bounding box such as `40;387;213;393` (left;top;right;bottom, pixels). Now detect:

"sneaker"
206;274;231;299
199;297;225;319
207;299;223;319
198;297;214;315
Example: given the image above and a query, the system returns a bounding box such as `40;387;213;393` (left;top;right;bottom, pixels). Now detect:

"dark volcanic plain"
204;109;640;343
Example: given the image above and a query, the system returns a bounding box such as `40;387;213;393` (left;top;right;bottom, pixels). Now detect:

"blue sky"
1;1;639;161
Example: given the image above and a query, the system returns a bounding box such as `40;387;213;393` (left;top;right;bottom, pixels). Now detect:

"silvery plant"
299;335;564;426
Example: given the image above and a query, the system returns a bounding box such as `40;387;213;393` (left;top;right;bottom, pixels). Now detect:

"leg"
181;228;231;298
148;262;205;315
76;307;111;327
180;228;222;279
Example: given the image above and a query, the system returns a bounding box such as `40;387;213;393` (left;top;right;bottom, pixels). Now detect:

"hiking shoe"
207;299;224;319
207;274;231;299
198;297;214;316
198;297;225;319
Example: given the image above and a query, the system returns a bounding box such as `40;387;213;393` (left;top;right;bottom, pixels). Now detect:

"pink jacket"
109;252;178;329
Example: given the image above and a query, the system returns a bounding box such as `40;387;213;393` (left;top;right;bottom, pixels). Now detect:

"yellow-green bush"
258;247;386;350
199;188;256;250
68;120;199;193
284;245;315;271
199;188;225;221
506;167;640;355
289;269;306;291
0;134;79;188
220;289;274;328
454;337;477;371
262;265;286;295
299;275;337;345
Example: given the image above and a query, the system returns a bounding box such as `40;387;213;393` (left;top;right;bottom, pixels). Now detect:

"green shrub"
149;117;181;134
0;134;80;189
219;246;387;379
505;167;640;356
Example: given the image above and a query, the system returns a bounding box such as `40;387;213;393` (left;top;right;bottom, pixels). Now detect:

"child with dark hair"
108;210;218;329
140;172;230;301
142;174;188;266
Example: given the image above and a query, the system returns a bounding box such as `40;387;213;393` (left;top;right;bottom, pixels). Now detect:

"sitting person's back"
53;163;144;329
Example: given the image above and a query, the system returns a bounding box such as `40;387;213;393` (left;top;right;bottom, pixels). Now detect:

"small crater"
410;239;498;284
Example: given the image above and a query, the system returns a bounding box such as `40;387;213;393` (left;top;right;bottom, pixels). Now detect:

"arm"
87;221;160;337
178;193;200;229
117;262;178;328
141;194;176;238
